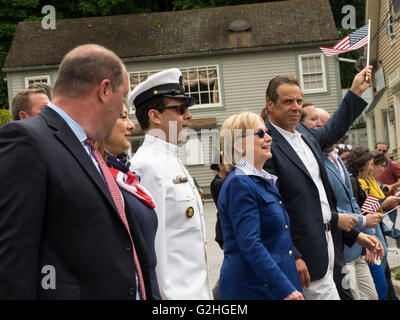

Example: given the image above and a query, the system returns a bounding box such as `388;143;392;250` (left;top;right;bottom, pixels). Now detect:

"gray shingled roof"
3;0;338;70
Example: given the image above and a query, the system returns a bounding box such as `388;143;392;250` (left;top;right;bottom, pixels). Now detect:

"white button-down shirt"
329;148;346;183
271;123;332;224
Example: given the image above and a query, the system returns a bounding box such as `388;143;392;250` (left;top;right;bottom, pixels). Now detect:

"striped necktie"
85;139;146;300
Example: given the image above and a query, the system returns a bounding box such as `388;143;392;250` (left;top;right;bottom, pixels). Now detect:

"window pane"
302;58;309;73
315;57;322;71
191;92;200;104
309;58;316;73
190;82;200;93
28;78;48;85
200;92;210;104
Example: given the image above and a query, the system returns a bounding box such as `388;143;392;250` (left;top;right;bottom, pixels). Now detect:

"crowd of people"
0;44;399;300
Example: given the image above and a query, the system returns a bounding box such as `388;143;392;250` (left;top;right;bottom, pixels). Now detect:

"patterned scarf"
107;153;155;209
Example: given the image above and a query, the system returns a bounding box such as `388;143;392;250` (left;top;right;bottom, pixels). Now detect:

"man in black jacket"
0;44;152;299
263;66;378;299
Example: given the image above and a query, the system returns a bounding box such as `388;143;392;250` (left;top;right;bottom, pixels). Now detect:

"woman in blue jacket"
218;112;303;300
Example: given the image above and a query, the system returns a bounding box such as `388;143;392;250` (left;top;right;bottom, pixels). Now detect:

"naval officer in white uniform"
128;68;212;300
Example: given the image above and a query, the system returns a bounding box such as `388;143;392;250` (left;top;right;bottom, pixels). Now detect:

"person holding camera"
375;142;400;247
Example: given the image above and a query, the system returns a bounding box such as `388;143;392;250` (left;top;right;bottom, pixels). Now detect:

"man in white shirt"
128;68;212;300
263;66;379;300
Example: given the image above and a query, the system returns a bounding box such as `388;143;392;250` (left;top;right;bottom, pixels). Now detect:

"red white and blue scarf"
106;153;155;209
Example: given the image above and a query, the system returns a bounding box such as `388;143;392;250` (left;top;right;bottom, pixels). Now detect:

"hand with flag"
361;195;380;214
380;193;400;210
349;66;372;97
320;21;373;87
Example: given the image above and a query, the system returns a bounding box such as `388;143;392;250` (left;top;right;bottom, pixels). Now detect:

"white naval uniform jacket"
131;134;212;300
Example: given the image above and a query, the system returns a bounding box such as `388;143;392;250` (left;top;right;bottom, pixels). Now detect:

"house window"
298;54;327;94
181;66;220;105
25;76;50;88
129;70;160;91
129;65;221;106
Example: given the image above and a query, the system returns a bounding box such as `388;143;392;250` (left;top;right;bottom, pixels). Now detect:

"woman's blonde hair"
220;112;264;173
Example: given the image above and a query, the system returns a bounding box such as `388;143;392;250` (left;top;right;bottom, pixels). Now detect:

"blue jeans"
373;223;388;269
368;263;388;300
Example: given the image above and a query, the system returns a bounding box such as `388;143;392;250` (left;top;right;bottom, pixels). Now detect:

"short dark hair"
260;107;269;122
372;150;386;165
53;44;124;98
28;82;53;100
266;75;300;103
375;141;387;149
345;147;374;177
11;88;48;120
302;101;314;108
338;148;351;156
135;96;168;131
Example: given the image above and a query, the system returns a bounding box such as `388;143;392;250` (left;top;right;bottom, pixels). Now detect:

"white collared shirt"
236;158;278;187
329;149;346;183
271;123;332;224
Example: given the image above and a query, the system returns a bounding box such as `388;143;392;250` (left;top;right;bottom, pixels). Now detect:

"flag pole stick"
366;19;371;80
383;204;400;217
355;204;400;218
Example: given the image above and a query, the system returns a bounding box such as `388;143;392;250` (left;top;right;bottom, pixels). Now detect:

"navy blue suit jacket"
263;90;367;281
0;107;153;299
218;168;302;300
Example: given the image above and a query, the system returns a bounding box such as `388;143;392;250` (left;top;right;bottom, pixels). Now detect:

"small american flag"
361;195;380;214
319;24;369;56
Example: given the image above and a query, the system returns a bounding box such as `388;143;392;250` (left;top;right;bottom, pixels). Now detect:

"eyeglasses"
377;149;387;153
245;128;271;139
158;104;188;115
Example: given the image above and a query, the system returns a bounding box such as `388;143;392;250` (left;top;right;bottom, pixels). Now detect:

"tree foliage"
0;0;163;110
0;108;11;126
173;0;280;10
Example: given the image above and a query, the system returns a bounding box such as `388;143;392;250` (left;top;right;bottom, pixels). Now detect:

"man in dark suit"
0;44;152;299
263;66;378;299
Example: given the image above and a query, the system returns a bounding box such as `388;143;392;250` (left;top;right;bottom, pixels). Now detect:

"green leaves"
0;108;11;127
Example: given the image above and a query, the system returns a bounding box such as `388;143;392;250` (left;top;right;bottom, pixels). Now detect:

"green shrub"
0;109;12;127
395;268;400;281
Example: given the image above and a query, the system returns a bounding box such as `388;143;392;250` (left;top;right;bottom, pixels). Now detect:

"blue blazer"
323;154;374;262
264;90;367;281
218;168;302;300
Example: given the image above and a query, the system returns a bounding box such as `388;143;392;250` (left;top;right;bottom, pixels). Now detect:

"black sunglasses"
377;149;387;153
245;128;271;139
158;104;188;115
